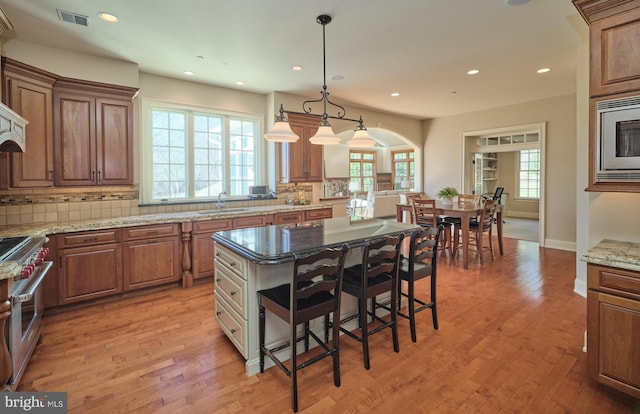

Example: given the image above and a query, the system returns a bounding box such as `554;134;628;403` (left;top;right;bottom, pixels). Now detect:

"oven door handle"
12;261;52;305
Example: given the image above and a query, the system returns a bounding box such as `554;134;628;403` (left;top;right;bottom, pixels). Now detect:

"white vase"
442;197;453;206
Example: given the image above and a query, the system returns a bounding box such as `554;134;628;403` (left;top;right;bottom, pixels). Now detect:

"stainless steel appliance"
248;185;270;198
597;95;640;182
0;236;51;390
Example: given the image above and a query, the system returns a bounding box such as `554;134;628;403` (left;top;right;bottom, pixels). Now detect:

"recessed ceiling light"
505;0;529;6
391;92;400;97
184;71;194;76
235;81;244;85
467;69;480;75
537;67;551;74
97;12;119;23
331;75;344;81
291;65;303;71
196;55;204;60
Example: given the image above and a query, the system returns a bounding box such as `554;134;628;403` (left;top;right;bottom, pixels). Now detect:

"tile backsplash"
0;184;318;226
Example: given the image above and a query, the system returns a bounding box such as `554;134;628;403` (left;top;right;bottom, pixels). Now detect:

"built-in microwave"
597;95;640;182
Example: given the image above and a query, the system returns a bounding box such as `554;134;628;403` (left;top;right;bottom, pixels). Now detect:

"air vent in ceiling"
57;9;89;26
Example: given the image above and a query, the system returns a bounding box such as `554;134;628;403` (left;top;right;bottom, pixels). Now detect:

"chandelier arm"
302;93;325;114
325;95;346;119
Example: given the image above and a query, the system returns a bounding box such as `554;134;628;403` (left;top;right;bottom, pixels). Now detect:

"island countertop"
581;239;640;273
212;216;418;264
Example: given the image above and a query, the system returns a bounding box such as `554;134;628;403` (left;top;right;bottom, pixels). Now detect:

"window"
391;150;414;189
144;103;261;203
518;149;540;199
349;150;377;193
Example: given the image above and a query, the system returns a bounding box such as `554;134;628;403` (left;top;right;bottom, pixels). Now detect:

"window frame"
349;149;377;193
391;149;414;189
140;99;264;204
517;148;540;200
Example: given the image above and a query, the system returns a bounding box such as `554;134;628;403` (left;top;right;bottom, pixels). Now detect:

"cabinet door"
589;7;640;97
2;72;55;187
53;92;96;185
96;98;133;185
587;290;640;399
123;237;180;291
58;243;122;304
281;113;322;183
193;219;233;279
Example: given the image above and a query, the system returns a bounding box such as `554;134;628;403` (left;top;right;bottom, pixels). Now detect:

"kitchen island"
212;216;417;375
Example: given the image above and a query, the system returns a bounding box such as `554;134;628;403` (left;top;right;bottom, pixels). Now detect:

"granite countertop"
0;204;332;281
581;239;640;273
0;203;331;238
213;216;418;264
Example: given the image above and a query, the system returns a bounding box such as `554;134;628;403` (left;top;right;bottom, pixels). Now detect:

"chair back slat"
292;245;349;313
361;234;403;285
409;225;441;276
457;194;481;207
411;199;438;228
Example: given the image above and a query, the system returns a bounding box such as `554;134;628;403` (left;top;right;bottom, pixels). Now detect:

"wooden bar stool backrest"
258;244;349;412
411;199;438;228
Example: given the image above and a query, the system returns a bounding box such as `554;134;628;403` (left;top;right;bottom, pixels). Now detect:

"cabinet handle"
215;252;221;257
84;237;99;243
230;329;237;334
216;278;221;283
92;171;96;182
98;171;101;182
216;311;221;316
147;230;158;235
230;291;236;296
230;262;236;267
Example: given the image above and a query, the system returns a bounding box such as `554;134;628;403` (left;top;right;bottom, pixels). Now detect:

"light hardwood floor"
18;237;640;413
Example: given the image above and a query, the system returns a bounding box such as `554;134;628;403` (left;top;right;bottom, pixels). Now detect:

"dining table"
396;200;504;269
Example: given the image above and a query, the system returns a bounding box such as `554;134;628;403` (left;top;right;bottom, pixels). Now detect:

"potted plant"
437;186;459;206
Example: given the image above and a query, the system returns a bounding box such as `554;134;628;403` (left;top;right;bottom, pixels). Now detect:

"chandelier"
264;15;375;147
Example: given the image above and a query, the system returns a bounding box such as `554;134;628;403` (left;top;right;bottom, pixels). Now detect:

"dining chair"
443;193;482;228
339;234;404;370
453;198;498;264
411;199;452;255
258;244;349;412
397;225;441;342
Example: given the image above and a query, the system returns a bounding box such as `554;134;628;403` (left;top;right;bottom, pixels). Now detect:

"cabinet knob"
216;311;221;316
230;329;237;334
230;262;236;267
216;278;221;283
230;291;236;296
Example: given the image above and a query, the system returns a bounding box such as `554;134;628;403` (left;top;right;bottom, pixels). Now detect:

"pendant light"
347;116;376;147
265;14;372;145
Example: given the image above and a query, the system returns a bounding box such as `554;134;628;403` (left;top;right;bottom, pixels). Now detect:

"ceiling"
0;0;585;123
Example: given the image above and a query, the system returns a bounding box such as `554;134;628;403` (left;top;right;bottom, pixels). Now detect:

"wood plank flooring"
18;237;640;413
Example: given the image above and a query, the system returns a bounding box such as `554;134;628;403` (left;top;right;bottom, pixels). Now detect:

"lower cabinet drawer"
215;263;247;318
215;292;247;358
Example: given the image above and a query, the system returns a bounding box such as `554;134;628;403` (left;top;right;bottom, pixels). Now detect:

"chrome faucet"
216;191;226;210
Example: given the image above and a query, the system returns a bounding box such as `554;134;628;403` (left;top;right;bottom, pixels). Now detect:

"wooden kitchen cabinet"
123;224;180;290
53;78;137;186
280;113;323;183
0;58;57;188
57;229;123;305
304;207;332;221
573;0;640;193
273;210;304;225
192;219;233;280
232;215;273;229
587;263;640;399
573;2;640;97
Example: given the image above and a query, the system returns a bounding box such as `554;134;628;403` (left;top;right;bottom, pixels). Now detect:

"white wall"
2;39;139;87
424;94;577;248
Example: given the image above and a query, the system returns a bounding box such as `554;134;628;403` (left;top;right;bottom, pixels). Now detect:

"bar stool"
258;244;349;412
397;225;441;342
339;234;404;370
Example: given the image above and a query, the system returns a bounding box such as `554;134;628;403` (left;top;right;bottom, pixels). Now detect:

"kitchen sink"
197;208;248;214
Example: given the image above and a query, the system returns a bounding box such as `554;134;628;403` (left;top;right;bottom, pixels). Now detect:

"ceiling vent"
56;9;89;26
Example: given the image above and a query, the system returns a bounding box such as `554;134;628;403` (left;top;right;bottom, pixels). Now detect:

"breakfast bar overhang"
211;217;417;375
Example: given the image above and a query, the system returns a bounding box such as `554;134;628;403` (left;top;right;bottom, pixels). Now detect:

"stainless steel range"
0;235;51;390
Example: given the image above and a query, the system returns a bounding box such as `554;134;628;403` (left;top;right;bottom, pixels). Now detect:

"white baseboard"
544;238;576;252
574;276;586;298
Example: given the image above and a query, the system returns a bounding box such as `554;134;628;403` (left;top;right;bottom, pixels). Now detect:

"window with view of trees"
518;149;540;199
145;104;260;203
349;150;376;193
392;150;414;189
